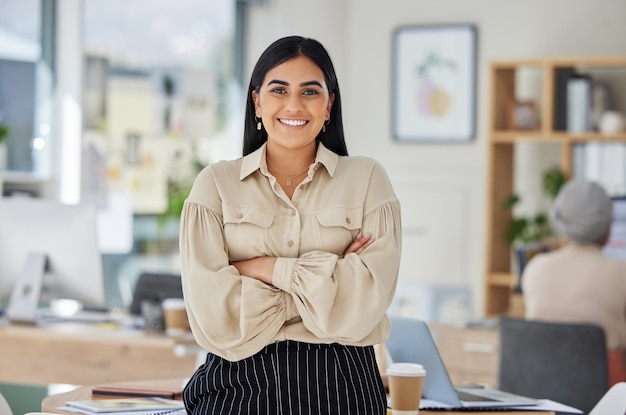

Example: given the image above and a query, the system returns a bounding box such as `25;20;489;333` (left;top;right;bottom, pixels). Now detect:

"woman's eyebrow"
301;80;323;88
266;79;323;88
267;79;288;86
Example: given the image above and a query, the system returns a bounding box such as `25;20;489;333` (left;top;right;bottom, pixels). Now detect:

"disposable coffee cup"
161;298;190;336
387;362;426;415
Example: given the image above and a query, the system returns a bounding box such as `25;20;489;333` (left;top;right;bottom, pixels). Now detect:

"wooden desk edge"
42;379;555;415
42;379;184;414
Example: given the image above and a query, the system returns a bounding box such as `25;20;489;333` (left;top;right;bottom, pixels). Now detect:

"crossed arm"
231;232;374;285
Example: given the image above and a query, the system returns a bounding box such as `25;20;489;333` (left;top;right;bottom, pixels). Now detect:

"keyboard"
455;389;499;402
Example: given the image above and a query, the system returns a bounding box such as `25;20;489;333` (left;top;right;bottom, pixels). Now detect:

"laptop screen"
386;316;462;406
386;316;539;408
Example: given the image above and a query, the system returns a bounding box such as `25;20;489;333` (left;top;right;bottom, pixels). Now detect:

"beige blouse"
523;244;626;349
179;143;402;361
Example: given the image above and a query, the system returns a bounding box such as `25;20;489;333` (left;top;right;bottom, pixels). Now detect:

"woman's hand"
231;256;276;285
232;232;373;284
344;232;374;256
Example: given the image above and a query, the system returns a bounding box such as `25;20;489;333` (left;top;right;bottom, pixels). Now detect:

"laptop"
387;317;539;408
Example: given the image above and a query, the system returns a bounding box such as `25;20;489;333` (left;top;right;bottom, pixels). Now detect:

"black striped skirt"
183;340;387;415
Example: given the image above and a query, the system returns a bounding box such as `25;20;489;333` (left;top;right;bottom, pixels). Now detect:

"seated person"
522;179;626;386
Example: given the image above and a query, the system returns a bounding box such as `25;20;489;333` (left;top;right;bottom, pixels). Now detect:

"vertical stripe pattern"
183;340;387;415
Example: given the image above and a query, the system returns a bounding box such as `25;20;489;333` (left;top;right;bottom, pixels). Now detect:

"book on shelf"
572;143;586;179
92;384;184;399
566;75;592;133
553;67;577;131
584;141;603;183
602;142;626;196
573;141;626;197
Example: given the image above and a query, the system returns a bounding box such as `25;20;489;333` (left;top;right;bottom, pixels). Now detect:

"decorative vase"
599;111;625;134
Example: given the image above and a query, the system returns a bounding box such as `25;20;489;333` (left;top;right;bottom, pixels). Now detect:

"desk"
41;379;555;415
42;380;181;414
0;320;198;385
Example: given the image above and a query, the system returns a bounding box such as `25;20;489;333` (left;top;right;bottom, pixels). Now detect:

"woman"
522;179;626;386
179;36;402;414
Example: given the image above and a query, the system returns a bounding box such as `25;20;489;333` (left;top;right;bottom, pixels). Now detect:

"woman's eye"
303;89;319;96
271;87;287;94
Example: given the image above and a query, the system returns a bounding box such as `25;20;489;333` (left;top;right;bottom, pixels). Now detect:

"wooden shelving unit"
485;57;626;316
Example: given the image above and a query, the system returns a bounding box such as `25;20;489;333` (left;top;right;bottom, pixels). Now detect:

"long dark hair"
242;36;348;156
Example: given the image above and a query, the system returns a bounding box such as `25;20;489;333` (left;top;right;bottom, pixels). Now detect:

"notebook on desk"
392;319;539;409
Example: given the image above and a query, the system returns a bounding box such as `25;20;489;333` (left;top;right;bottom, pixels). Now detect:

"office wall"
246;0;626;318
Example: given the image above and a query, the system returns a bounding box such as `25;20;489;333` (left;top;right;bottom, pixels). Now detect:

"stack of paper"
59;397;185;415
419;398;583;413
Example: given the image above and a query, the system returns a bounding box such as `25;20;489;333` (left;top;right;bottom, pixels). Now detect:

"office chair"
498;317;609;414
129;272;183;315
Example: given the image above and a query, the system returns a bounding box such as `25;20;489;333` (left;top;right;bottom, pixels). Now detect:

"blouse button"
291;209;296;215
299;185;304;190
237;213;243;219
287;240;295;247
346;217;351;224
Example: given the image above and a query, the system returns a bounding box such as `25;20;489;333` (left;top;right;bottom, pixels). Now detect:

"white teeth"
280;119;307;126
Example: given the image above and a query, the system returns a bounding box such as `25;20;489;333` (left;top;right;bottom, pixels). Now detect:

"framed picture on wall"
392;24;477;142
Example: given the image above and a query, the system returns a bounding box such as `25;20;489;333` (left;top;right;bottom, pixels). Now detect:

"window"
0;0;241;310
81;0;239;309
0;0;54;177
82;0;237;215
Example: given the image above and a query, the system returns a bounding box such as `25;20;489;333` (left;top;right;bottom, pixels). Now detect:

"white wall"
246;0;626;319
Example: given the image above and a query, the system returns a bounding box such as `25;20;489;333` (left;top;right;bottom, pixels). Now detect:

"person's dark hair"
242;36;348;156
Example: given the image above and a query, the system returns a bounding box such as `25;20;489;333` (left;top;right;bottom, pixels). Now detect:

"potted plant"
158;151;204;227
159;180;192;227
502;166;565;289
0;123;10;171
0;123;8;143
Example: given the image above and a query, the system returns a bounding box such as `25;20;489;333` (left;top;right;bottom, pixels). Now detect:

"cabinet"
0;322;199;385
485;57;626;316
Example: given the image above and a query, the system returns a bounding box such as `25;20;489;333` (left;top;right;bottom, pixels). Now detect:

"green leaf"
158;183;191;226
542;166;565;199
0;124;10;143
506;218;528;244
502;193;521;209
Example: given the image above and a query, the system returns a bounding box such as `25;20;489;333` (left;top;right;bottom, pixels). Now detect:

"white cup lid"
386;362;426;377
161;298;186;309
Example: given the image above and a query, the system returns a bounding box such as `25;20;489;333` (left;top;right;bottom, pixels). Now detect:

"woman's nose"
285;94;304;112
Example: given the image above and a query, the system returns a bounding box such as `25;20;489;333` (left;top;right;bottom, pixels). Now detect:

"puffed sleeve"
272;161;402;343
179;166;289;361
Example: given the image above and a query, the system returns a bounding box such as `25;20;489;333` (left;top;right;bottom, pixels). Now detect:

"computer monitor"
603;197;626;260
0;198;105;321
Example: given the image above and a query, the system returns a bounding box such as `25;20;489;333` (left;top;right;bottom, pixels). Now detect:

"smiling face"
252;56;335;153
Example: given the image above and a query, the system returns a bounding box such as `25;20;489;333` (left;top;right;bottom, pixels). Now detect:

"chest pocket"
223;205;274;259
316;206;363;230
314;207;363;254
223;205;274;228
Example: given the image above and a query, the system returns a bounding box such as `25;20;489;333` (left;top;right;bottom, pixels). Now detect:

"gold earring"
255;116;262;131
323;119;330;133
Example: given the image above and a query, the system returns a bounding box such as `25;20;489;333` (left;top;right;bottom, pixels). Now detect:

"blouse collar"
240;141;338;181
